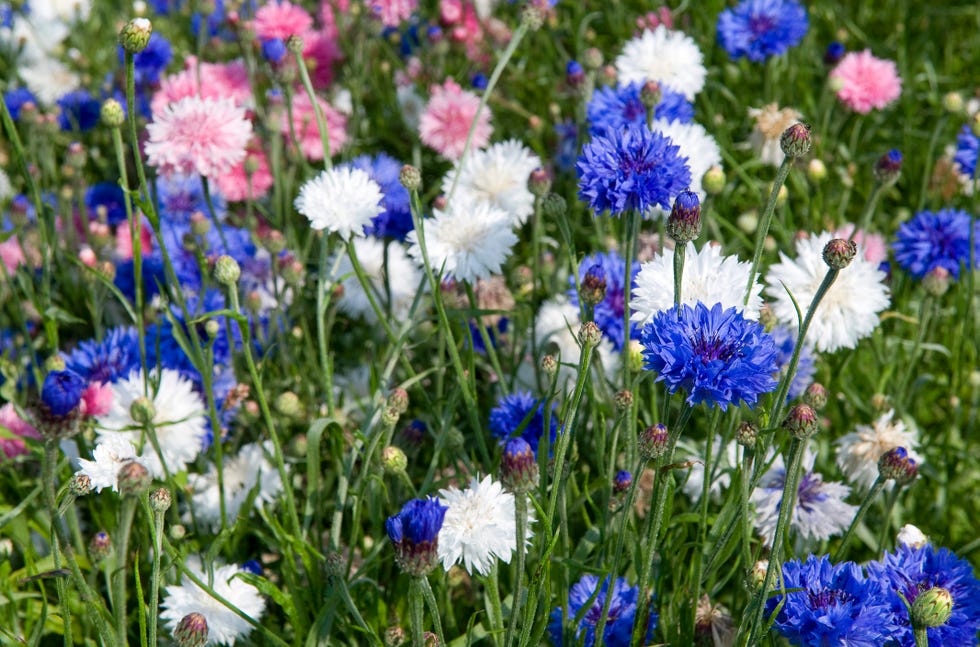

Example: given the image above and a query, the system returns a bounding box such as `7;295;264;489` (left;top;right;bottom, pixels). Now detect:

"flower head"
75;435;148;493
577;125;691;216
639;302;778;410
547;575;656;647
419;78;492;161
767;555;900;647
649;118;722;207
294;167;384;241
62;328;142;385
717;0;808;62
836;410;921;491
615;25;706;100
569;251;640;351
252;0;313;41
57;89;101;132
489;391;557;457
765;231;890;353
441;140;541;226
151;59;252;116
145;96;252;180
749;103;803;166
892;208;980;280
280;92;348;161
953;125;978;179
586;82;693;138
188;442;283;530
42;369;87;416
830;50;902;114
386;497;449;576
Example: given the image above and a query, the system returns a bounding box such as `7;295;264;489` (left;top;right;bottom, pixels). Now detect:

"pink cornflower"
115;218;153;261
368;0;417;27
0;237;25;273
215;142;274;202
0;403;41;459
81;382;113;417
280;92;348;161
302;30;342;89
830;50;902;114
835;224;888;265
253;0;313;41
318;0;346;40
151;59;253;115
145;96;253;180
419;78;492;161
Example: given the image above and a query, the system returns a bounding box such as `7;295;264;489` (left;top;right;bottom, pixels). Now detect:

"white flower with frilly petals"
615;25;706;100
160;556;265;646
437;475;532;576
649;118;722;206
188;442;283;531
630;242;763;327
442;140;541;226
95;369;207;479
294;167;384;240
897;524;929;548
764;231;890;353
835;410;921;491
333;237;422;322
75;436;148;493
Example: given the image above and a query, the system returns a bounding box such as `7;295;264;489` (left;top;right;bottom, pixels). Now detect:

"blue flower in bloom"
157;174;226;225
569;251;640;351
824;41;846;65
347;154;414;240
386;497;448;576
120;32;173;85
586;82;693;138
953;125;978;179
468;318;508;355
84;182;127;226
639;302;778;410
767;555;899;647
717;0;809;63
868;544;980;647
489;391;558;457
261;38;287;63
114;253;168;302
547;575;656;647
62;327;142;384
41;370;87;415
471;72;488;90
57;90;101;132
4;88;38;121
769;325;815;400
892;208;980;280
577;125;691;216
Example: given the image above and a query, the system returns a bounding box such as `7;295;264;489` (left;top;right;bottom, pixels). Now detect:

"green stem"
834;477;886;562
409;577;425;647
913;627;929;647
317;235;338;418
504;494;529;647
113;496;139;647
744;157;792;305
419;576;445;646
876;486;903;553
293;48;333;169
672;240;687;310
485;562;504;647
848;183;884;243
148;502;166;647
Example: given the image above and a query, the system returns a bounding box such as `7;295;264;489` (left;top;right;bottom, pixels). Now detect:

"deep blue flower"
489;391;558;457
261;38;287;63
769;325;816;401
767;555;899;647
241;559;262;575
57;90;101;132
717;0;809;63
120;32;173;85
471;72;488;90
569;251;640;351
867;544;980;647
386;497;448;576
554;120;579;172
62;327;142;384
192;0;231;40
577;125;691;216
347;154;414;240
639;302;778;410
892;208;980;280
114;253;168;302
41;370;87;415
84;182;127;226
4;88;38;121
953;125;978;179
157;174;226;225
586;82;693;138
824;41;846;65
468;318;508;355
547;575;656;647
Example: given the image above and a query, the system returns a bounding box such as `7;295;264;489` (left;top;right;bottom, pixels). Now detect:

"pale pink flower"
151;59;252;115
830;50;902;114
835;224;888;265
0;237;25;273
419;78;492;161
281;92;348;161
302;29;341;89
253;0;313;41
368;0;417;27
115;219;153;261
215;142;274;202
145;96;253;180
81;382;113;418
318;1;345;40
0;403;41;459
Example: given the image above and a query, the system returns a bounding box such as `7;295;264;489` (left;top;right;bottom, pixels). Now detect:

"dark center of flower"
165;191;198;215
623;98;645;123
796;472;829;508
585;598;621;625
607;288;625;318
692;333;737;362
807;587;852;609
749;13;776;36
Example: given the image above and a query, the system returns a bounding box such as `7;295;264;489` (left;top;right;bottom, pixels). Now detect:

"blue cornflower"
114;253;168;302
867;544;980;647
348;154;414;240
547;575;656;647
121;32;173;85
569;251;640;351
157;174;226;224
84;182;127;226
62;327;142;384
57;90;101;132
767;555;899;647
824;41;846;65
586;82;693;138
489;391;558;457
892;208;980;280
717;0;809;63
261;38;287;63
953;125;978;179
577;125;691;216
769;325;816;401
471;72;488;90
4;88;38;121
191;0;230;40
639;302;778;410
41;370;87;416
386;497;448;576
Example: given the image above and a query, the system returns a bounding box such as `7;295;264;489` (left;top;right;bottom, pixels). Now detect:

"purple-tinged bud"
873;149;902;186
666;190;702;243
89;531;112;562
117;461;151;496
614;390;633;411
470;73;488;90
578;321;602;348
922;266;951;297
174;612;209;647
802;383;828;410
780;122;812;158
640;80;661;109
823;41;845;66
41;370;86;416
782;403;818;439
580;263;607;307
910;587;953;629
878;447;918;485
261;37;287;63
638;423;669;460
566;60;585;88
613;470;632;493
501;437;539;493
69;473;92;497
387;388;410;415
822;238;857;270
527;167;551;197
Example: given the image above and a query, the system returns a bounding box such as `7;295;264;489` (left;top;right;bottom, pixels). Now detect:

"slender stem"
913;627;929;647
504;494;529;647
148;503;166;647
834;476;886;561
876;486;903;553
672;241;687;310
317;235;338;418
113;496;139;647
293;48;332;169
739;449;755;569
484;562;504;647
419;576;445;646
744;157;792;305
409;578;425;647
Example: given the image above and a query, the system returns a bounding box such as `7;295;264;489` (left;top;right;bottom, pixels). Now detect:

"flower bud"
942;91;964;114
69;473;92;497
385;626;407;647
782;403;818;439
666;190;701;243
150;487;172;512
578;321;602;348
779;122;812;158
170;524;187;540
89;531;112;562
285;34;304;55
213;255;241;286
873;149;902;187
613;470;632;493
614;390;633;411
274;391;301;418
203;319;220;339
118;461;151;496
399;165;421;191
735;421;758;447
381;445;408;474
190;211;211;236
823;41;845;66
638;423;669;460
748;560;769;590
42;370;86;416
582;47;603;70
702;166;725;194
527;167;551;197
580;263;607;307
922;266;951;297
520;3;543;30
807;159;827;183
119;18;153;54
387;388;410;415
174;612;209;647
627;340;644;373
640;80;661;109
541;193;566;220
878;446;918;485
910;587;953;629
802;383;828;410
540;354;558;376
130;396;156;426
500;437;539;493
565;60;585;88
822;238;857;270
897;524;929;549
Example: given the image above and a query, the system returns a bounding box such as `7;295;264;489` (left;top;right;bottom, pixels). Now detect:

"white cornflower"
752;450;856;546
442;140;541;226
630;242;763;327
437;475;532;576
649;118;722;206
406;198;517;284
95;369;208;479
294;167;384;240
615;25;706;100
679;435;740;503
764;231;890;353
188;442;283;531
75;435;148;493
333;236;422;322
748;103;803;166
835;410;921;491
160;556;265;646
896;524;929;548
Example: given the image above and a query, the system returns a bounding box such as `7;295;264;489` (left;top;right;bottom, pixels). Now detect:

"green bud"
381;445;408;474
118;461;151;496
213;255;241;286
174;612;209;647
910;587;953;629
150;487;172;512
119;18;153;54
399;165;421;191
130;396;156;426
780;122;812;158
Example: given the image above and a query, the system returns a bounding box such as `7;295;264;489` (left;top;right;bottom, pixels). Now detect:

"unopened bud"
213;255;241;286
822;238;857;270
69;473;92;497
384;626;407;647
802;383;828;410
638;423;669;460
782;403;818;439
578;321;602;347
527;167;551;197
640;80;661;109
399;165;421;191
897;524;929;549
922;266;951;297
748;560;769;590
540;354;558;376
500;437;539;493
582;47;603;70
666;190;701;243
190;212;211;236
89;531;112;561
285;34;304;55
174;612;209;647
807;159;827;182
735;421;758;447
130;396;156;426
941;92;964;114
541;193;566;219
381;446;408;474
580;263;607;307
118;461;151;496
613;470;632;493
119;18;153;54
150;487;172;512
779;122;812;158
387;388;409;415
878;447;918;485
614;390;633;411
520;4;543;30
274;391;301;418
910;587;953;629
702;166;725;194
